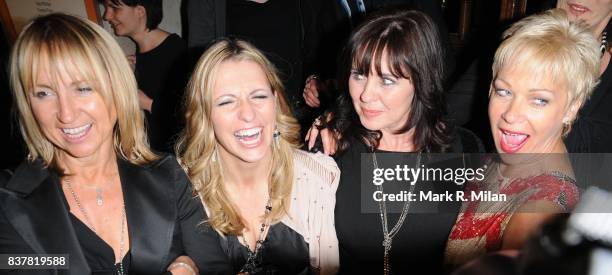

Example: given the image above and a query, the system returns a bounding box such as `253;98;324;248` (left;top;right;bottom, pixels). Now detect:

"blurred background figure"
103;0;187;153
186;0;322;132
556;0;612;152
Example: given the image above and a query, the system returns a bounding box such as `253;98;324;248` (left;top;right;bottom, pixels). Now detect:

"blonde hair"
10;13;157;167
176;38;301;235
493;9;600;114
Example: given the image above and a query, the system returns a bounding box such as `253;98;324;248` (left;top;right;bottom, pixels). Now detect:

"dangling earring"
211;147;218;162
273;128;281;146
562;120;572;136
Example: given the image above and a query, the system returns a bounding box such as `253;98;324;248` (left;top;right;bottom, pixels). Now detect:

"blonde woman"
177;38;340;275
445;9;601;265
0;13;229;274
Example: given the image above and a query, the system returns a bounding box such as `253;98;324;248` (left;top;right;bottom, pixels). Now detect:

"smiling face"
29;55;117;161
103;0;145;37
488;65;579;154
556;0;612;35
211;59;277;164
348;50;414;134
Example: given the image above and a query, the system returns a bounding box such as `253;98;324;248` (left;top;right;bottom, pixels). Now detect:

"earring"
211;148;218;162
562;120;572;136
273;128;281;146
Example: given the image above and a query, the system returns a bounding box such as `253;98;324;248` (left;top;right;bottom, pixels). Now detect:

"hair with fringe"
327;9;452;154
492;9;601;129
10;13;157;169
108;0;163;30
176;38;301;235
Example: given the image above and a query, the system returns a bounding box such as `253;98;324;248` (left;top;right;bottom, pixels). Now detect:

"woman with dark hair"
307;9;483;274
103;0;187;153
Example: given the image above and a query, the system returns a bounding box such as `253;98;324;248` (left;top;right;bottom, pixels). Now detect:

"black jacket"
0;155;231;274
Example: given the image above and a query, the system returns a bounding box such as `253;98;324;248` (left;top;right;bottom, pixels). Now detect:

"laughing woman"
177;38;340;274
0;13;229;274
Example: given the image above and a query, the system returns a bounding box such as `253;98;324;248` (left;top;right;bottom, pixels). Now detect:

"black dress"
565;23;612;153
69;214;135;275
334;127;483;274
220;223;310;274
135;33;188;153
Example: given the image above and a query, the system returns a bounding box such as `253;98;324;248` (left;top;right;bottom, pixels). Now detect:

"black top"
225;0;319;125
69;214;134;275
565;23;612;153
135;33;188;153
0;155;232;275
334;128;482;274
219;222;310;274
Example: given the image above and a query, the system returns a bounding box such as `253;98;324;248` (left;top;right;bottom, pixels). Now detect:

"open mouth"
567;3;590;16
234;127;263;146
61;123;92;140
499;128;529;153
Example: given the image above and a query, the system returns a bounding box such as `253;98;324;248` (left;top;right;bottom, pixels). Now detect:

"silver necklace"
373;152;421;275
239;198;272;274
64;178;127;275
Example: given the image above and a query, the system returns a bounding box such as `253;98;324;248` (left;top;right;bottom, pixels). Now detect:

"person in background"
0;13;231;274
186;0;322;132
103;0;187;153
445;8;600;266
555;0;612;152
177;38;339;274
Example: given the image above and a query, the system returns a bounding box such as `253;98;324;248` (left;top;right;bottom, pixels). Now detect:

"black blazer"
0;155;231;275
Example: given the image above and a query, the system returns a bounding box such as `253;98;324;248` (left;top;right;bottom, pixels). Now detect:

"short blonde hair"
493;9;600;110
176;38;301;235
10;13;157;167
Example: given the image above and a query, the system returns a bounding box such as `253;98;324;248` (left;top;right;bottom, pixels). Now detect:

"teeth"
61;124;91;136
502;130;528;146
234;127;262;138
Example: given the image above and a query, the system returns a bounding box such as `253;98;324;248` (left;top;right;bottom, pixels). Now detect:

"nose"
238;100;255;122
359;78;377;103
57;94;77;124
103;7;113;21
501;98;524;124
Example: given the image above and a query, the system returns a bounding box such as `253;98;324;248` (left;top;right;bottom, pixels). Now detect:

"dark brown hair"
328;9;452;154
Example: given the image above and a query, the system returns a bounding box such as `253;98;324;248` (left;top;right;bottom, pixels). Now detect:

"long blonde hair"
10;13;157;167
176;38;301;235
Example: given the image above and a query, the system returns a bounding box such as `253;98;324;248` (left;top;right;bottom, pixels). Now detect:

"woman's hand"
138;89;153;113
305;115;339;156
303;75;321;108
168;255;198;275
126;54;136;71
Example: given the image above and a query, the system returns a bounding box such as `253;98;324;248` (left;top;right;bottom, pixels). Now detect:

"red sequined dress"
444;168;579;265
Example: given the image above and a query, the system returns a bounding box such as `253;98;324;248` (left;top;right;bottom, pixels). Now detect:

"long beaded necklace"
373;152;421;275
239;198;272;274
64;178;127;275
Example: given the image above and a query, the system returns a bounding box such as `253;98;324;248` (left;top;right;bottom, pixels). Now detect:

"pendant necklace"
64;178;127;275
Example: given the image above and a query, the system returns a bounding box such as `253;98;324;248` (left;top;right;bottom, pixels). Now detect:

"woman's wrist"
167;261;197;275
